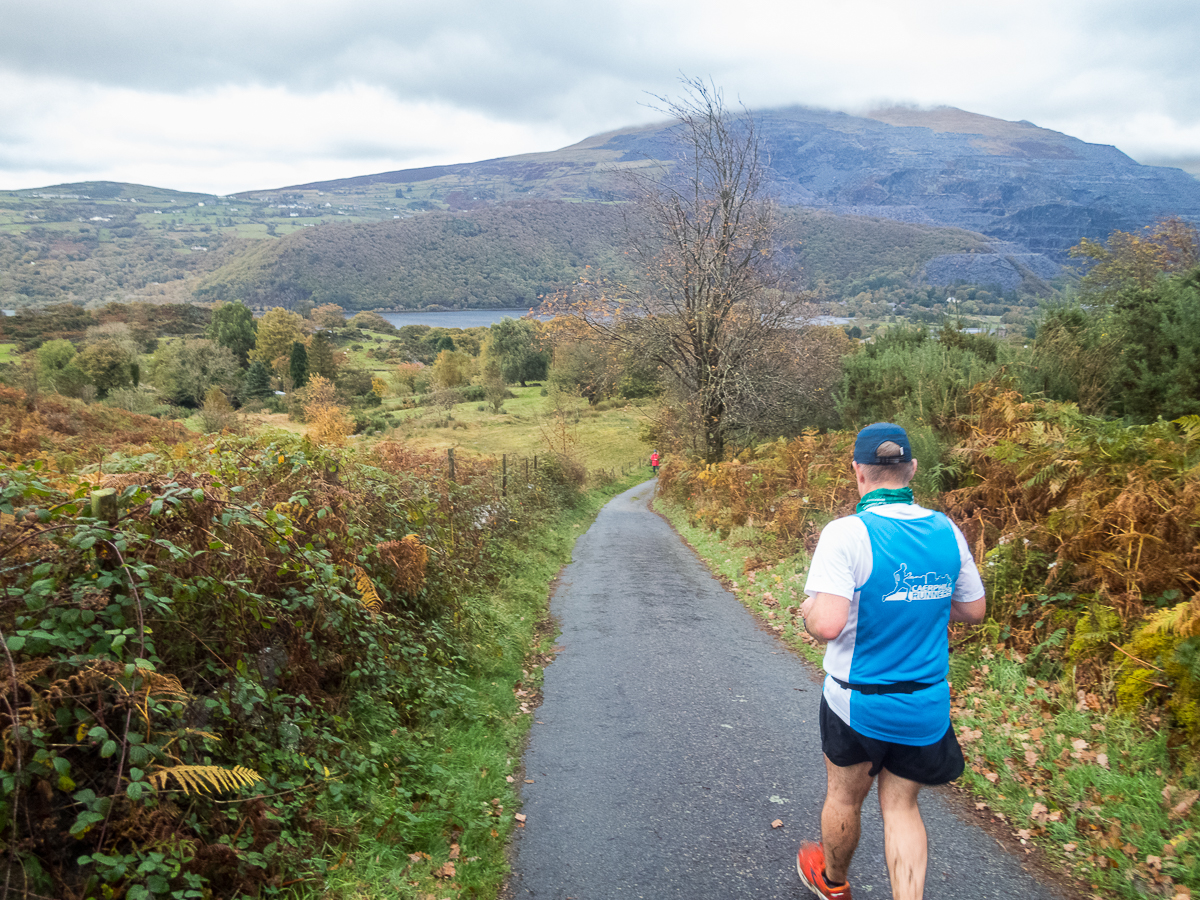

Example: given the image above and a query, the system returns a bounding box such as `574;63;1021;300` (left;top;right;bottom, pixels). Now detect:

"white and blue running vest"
828;509;961;745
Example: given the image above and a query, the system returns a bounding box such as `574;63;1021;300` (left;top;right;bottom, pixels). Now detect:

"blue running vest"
841;510;961;745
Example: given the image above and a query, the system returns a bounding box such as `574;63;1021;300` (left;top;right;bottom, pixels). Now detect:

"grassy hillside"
3;181;1056;316
194;200;637;310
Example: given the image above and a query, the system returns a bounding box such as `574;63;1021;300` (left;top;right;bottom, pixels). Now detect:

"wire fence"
442;448;655;496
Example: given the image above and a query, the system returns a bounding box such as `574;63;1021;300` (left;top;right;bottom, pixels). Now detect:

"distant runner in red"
650;450;660;475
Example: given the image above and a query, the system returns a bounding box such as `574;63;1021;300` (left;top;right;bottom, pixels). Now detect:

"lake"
377;308;544;329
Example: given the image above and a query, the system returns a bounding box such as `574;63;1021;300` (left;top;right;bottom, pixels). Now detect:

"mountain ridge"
3;102;1198;314
261;103;1200;262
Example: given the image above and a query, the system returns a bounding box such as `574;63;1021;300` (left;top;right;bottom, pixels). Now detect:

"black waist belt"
830;676;940;695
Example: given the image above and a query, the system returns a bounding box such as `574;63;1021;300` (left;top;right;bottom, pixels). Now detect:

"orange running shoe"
796;842;853;900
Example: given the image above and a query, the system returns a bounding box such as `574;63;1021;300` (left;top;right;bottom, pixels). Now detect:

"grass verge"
653;494;1200;900
322;472;651;899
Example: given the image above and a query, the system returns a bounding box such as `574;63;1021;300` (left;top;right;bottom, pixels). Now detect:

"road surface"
508;481;1065;899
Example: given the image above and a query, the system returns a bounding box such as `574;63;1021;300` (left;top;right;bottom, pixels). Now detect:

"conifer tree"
306;332;337;380
290;342;309;389
242;360;273;401
206;301;257;365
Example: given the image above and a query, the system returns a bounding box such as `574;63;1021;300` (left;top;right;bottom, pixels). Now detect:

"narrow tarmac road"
508;481;1066;899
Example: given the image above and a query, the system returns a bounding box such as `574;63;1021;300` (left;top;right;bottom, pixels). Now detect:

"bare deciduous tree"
550;78;814;462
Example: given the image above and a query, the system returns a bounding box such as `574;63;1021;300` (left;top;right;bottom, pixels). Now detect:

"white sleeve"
951;522;986;603
804;516;869;600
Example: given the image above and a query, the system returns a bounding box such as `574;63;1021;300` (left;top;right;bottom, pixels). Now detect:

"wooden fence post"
90;489;118;525
502;454;507;498
90;488;118;570
447;448;456;483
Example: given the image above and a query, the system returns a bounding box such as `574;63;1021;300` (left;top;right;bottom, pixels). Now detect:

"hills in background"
2;104;1198;315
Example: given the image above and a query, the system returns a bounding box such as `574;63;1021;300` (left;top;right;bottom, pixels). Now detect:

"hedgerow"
0;431;576;899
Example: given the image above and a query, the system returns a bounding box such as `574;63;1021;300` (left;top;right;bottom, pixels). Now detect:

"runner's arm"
950;595;986;624
800;592;850;640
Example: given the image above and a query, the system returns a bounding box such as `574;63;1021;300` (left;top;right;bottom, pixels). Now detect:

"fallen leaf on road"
515;813;527;823
771;819;783;828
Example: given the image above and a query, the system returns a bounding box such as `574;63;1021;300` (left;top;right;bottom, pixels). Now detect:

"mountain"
3;104;1198;314
275;105;1200;259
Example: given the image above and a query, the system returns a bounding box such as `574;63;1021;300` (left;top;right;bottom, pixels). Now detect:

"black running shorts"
819;695;965;785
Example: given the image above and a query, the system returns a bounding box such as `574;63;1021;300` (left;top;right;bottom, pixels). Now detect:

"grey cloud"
1138;155;1200;177
0;1;690;124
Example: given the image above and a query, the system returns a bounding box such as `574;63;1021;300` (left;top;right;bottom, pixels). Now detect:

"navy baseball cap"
853;422;913;464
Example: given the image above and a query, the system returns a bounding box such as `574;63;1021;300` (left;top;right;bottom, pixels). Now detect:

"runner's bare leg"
820;758;873;883
877;768;927;900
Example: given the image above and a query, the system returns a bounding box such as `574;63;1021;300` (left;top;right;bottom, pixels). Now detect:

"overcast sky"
2;0;1198;195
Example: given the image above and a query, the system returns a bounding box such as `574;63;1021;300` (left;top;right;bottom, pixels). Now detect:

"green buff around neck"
856;486;914;513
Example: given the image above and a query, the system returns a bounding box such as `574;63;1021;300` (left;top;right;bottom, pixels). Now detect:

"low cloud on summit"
1;0;1197;193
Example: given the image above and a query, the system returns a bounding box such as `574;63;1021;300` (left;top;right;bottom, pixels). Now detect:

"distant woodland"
2;191;1063;319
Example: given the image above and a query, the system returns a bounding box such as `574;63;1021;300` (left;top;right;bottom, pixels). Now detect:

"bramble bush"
0;430;573;899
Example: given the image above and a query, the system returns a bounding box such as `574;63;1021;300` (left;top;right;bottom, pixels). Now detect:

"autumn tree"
1052;220;1200;420
77;340;134;399
149;339;241;407
393;361;426;395
1070;218;1200;307
347;311;396;334
550;79;813;462
480;353;508;412
197;386;239;433
250;308;306;366
300;375;354;446
430;349;473;389
487;317;549;386
309;303;347;330
35;339;91;398
206;300;257;364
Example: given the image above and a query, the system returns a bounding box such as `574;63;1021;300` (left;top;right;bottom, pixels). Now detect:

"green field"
381;386;652;475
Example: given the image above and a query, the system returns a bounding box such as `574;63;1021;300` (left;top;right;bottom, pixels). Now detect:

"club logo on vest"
882;564;954;603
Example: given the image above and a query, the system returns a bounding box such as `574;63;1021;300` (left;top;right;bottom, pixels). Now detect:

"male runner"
796;422;986;900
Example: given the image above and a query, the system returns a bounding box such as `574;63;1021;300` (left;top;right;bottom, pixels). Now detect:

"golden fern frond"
354;565;383;615
135;671;189;699
181;729;221;741
1173;415;1200;444
273;500;317;528
149;764;261;795
1144;596;1200;638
